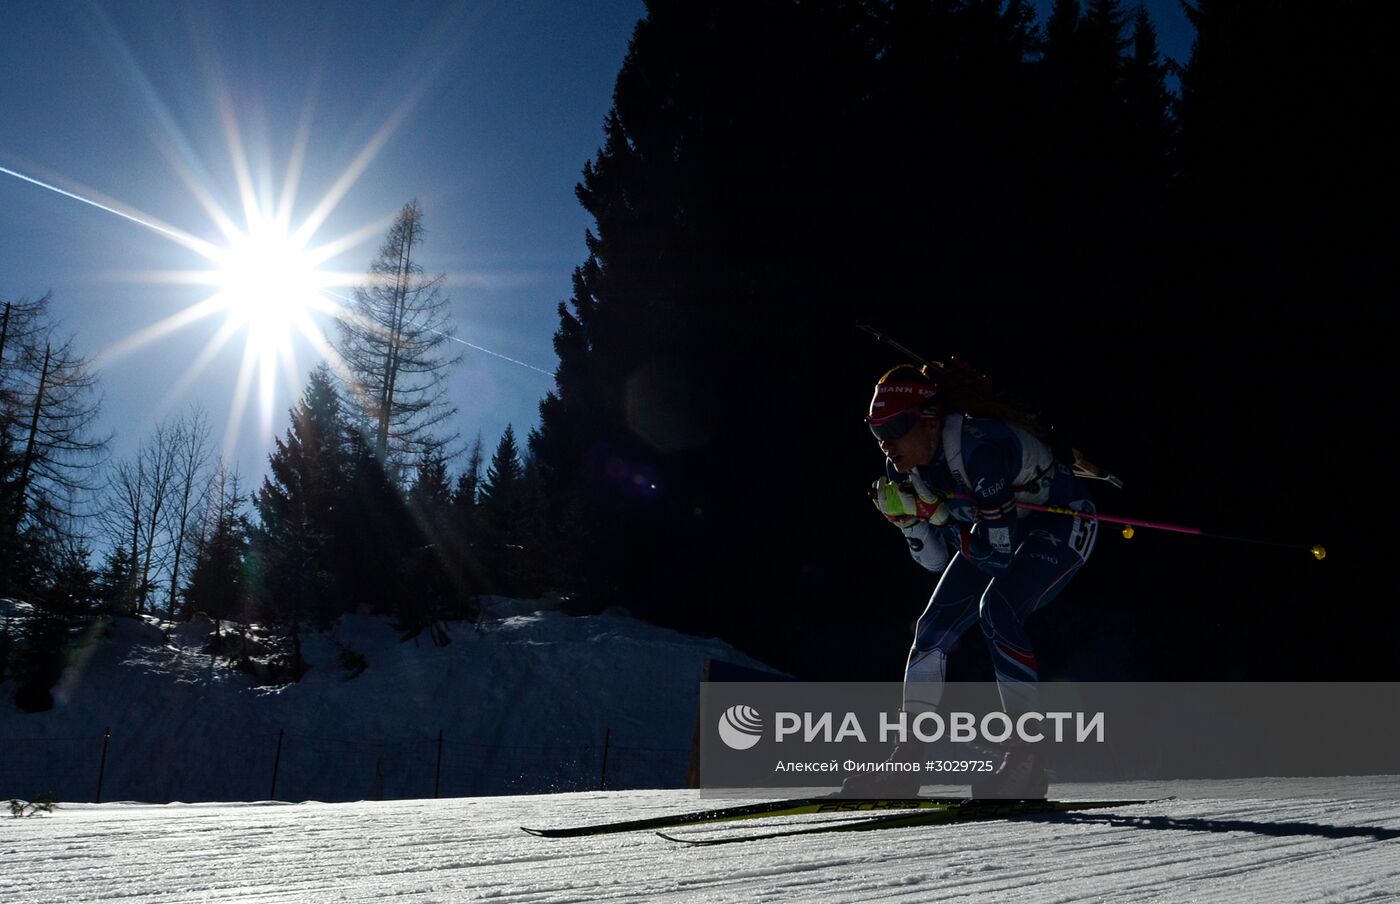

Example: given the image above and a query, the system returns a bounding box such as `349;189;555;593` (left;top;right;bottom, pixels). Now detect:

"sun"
213;214;323;358
89;192;359;456
24;64;439;458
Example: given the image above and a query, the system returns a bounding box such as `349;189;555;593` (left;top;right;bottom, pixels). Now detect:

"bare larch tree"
334;200;459;479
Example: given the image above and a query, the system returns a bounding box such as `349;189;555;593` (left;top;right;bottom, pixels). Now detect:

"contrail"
4;163;557;380
318;290;556;378
435;329;554;377
1;164;207;253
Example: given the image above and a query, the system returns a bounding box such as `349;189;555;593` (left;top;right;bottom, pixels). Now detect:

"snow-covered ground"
3;782;1398;902
1;600;776;802
6;605;1398;900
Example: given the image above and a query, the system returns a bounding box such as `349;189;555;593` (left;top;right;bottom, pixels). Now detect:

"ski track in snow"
3;787;1398;903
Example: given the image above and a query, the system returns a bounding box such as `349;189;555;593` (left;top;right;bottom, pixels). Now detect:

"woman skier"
852;364;1099;799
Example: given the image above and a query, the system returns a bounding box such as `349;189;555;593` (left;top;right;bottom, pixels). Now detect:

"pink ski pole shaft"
956;496;1326;560
1019;502;1204;537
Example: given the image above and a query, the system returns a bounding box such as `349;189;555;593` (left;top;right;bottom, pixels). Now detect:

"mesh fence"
0;728;692;803
0;734;106;803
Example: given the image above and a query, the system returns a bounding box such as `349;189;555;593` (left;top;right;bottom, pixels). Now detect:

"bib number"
1069;514;1098;559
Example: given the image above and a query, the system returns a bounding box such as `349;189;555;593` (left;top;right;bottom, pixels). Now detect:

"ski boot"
839;739;924;798
970;742;1049;800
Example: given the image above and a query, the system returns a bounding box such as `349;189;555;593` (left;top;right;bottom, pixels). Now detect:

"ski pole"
988;498;1326;560
861;324;1323;559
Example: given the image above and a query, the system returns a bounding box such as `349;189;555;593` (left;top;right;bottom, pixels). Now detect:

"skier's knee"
977;588;1022;638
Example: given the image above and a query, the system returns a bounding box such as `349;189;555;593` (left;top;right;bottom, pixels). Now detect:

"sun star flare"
213;214;325;358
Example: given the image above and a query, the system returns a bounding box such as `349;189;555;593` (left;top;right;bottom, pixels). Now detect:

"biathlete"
852;365;1099;799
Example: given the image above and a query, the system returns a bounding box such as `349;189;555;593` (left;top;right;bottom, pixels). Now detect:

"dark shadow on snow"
1051;812;1400;843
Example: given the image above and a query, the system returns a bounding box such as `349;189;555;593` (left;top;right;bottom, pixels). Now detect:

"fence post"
435;729;444;799
94;727;111;804
599;727;611;791
269;729;284;801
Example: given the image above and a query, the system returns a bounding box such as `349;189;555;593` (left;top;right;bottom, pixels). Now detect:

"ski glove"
870;475;950;529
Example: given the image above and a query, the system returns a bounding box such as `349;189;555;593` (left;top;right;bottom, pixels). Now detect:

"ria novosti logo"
714;706;1106;749
717;705;764;750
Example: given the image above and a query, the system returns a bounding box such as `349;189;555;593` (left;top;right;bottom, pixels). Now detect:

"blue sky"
1029;0;1195;67
1;0;644;481
1;0;1192;489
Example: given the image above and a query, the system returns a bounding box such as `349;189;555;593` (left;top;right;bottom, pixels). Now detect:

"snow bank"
0;600;777;803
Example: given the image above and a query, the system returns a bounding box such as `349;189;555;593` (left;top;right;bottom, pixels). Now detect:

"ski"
657;797;1173;846
520;796;966;838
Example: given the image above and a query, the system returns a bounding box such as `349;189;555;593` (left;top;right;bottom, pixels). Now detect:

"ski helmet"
866;366;941;442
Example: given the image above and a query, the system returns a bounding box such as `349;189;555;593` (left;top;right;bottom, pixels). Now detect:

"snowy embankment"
2;783;1398;902
0;599;775;803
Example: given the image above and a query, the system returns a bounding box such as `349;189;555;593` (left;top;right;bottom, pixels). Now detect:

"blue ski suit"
890;414;1098;719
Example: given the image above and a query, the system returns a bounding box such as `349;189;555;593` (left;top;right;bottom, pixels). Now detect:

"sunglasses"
866;409;922;443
